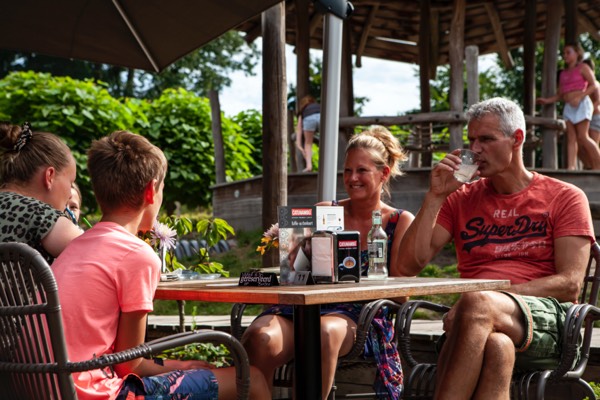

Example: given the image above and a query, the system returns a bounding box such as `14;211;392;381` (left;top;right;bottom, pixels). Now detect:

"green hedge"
0;71;262;212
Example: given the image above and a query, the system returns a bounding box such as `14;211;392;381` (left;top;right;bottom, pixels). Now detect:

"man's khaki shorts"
502;292;575;371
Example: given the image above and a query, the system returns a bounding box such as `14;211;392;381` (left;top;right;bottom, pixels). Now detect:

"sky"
219;39;498;118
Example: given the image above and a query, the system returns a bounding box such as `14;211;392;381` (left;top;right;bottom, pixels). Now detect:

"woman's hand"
536;97;550;105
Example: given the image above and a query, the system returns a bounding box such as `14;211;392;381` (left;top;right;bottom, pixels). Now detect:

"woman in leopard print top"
0;121;82;263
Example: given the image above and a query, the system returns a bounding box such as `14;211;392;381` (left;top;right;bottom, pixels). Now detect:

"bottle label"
368;239;386;262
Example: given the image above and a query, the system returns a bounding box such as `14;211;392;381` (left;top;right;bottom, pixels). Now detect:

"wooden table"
155;277;510;399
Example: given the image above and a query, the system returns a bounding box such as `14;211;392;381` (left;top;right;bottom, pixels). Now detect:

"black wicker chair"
396;241;600;400
0;242;250;400
231;298;403;399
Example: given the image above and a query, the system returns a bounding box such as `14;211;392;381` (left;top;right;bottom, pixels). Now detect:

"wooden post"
564;0;578;43
288;109;297;172
262;3;287;268
209;89;225;184
448;0;466;151
338;20;353;170
295;0;310;172
418;0;432;167
465;45;479;106
523;0;537;168
541;0;562;169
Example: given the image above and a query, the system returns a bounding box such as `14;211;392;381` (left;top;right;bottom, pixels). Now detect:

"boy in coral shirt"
53;130;268;400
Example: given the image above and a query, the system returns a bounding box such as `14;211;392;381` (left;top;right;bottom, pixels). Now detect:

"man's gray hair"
466;97;526;141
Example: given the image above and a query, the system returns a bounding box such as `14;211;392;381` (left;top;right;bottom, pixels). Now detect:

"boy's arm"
112;311;212;377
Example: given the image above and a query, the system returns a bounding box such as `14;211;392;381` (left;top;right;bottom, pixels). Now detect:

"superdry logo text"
460;215;548;252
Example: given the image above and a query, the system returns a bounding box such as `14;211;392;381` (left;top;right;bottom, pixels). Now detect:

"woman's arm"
41;216;83;257
388;209;415;276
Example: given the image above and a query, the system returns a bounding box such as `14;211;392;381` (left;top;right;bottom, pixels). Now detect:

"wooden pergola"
231;0;600;251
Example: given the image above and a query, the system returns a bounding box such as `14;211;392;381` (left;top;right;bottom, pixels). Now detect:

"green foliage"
157;306;232;366
144;88;257;211
159;215;235;277
583;381;600;400
0;71;262;212
0;71;135;211
230;109;263;176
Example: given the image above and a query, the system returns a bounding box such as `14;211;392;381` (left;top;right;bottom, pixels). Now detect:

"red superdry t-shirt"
436;172;595;284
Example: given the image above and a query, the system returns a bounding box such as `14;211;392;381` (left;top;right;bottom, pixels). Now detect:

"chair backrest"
579;241;600;307
0;242;76;400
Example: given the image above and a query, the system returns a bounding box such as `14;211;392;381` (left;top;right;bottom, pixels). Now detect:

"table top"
155;277;510;305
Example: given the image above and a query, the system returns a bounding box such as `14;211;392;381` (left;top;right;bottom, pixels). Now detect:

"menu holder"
238;271;279;287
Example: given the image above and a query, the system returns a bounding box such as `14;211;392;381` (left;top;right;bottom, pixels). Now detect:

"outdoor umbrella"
0;0;281;72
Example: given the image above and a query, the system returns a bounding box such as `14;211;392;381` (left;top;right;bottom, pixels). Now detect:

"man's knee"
454;291;496;316
485;332;516;365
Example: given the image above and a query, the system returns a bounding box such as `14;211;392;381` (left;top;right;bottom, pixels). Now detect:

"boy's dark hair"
88;130;167;212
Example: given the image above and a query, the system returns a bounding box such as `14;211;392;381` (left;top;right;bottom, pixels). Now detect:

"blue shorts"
302;113;320;132
117;368;219;400
563;96;593;124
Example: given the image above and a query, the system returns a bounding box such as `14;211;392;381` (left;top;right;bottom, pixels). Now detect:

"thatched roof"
237;0;600;67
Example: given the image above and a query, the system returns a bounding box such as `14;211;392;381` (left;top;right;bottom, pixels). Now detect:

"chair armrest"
231;303;248;340
66;330;250;400
396;300;450;368
553;304;600;380
340;299;402;361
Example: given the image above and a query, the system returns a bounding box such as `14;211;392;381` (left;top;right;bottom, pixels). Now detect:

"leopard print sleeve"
0;192;64;263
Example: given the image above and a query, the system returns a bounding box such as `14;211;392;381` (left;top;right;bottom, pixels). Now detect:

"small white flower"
264;223;279;240
151;221;177;251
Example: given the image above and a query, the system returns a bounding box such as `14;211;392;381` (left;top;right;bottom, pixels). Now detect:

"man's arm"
392;151;464;276
506;236;590;302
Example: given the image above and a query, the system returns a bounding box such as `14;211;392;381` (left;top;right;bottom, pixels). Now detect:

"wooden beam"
577;12;600;41
430;10;440;79
355;4;379;68
465;45;479;106
483;2;514;69
523;0;537;168
541;0;563;169
309;12;322;36
564;0;578;43
296;0;310;102
449;0;466;151
261;3;287;267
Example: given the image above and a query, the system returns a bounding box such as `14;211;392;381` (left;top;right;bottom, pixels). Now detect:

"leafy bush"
0;72;260;213
583;381;600;400
0;71;134;209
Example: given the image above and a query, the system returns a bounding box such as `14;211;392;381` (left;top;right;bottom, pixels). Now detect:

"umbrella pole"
317;11;345;202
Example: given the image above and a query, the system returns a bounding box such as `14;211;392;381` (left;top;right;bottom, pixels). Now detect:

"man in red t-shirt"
395;97;595;400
